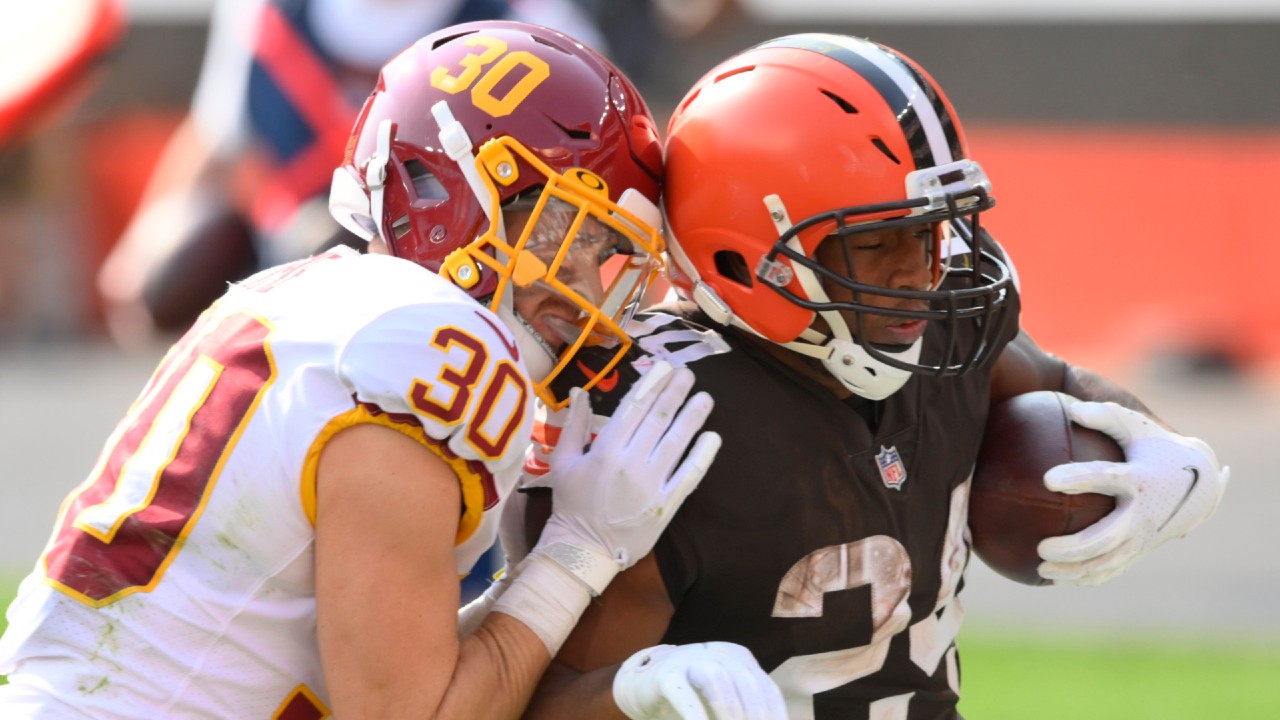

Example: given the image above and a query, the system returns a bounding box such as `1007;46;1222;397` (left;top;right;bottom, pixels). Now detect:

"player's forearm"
521;661;628;720
433;612;555;720
325;560;591;720
990;331;1165;427
319;572;558;719
449;576;623;720
1061;364;1167;427
442;551;601;719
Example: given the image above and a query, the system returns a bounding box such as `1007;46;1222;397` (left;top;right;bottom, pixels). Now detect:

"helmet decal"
753;34;964;169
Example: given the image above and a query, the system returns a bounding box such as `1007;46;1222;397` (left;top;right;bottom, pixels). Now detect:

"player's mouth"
542;314;621;351
524;303;578;352
526;295;614;354
881;319;928;345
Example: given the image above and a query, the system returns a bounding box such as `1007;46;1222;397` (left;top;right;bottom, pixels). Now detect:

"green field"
1;571;18;688
957;623;1280;719
2;575;1277;716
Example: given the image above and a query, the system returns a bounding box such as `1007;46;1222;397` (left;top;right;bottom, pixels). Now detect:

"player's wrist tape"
491;551;596;655
536;540;620;597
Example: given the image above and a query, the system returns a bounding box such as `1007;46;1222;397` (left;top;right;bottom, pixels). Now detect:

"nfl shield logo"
876;445;908;490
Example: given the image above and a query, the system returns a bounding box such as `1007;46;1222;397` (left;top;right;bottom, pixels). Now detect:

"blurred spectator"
0;0;124;339
0;0;124;150
97;0;604;346
575;0;735;88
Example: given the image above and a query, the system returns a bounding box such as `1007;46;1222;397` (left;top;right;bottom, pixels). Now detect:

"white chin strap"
686;274;919;400
432;98;560;381
787;259;919;402
765;194;918;401
803;334;919;401
679;262;918;401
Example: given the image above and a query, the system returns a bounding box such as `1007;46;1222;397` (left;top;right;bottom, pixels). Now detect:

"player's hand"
1037;400;1228;586
524;360;720;595
613;642;788;720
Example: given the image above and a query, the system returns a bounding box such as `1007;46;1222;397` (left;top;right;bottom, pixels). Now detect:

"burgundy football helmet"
330;20;664;407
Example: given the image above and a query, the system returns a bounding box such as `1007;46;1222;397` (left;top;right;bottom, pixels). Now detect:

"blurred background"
2;0;1279;715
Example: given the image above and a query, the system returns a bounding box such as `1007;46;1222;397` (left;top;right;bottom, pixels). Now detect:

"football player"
0;22;783;719
513;34;1231;719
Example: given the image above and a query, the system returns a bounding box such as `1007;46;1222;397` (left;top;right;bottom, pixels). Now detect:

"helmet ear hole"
404;159;448;201
391;216;411;239
714;250;753;287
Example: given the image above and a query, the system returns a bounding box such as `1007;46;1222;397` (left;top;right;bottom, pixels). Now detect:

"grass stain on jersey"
89;618;123;665
78;675;111;695
215;532;241;552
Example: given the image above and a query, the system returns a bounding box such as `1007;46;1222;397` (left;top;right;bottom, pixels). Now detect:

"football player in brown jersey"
505;33;1230;720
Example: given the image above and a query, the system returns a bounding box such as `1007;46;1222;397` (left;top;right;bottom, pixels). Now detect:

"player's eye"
600;232;635;262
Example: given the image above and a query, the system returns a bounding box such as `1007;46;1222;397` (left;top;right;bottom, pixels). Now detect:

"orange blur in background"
969;124;1280;377
63;121;1280;380
5;5;1278;383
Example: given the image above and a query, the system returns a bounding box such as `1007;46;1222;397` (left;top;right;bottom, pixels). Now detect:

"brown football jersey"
545;271;1020;719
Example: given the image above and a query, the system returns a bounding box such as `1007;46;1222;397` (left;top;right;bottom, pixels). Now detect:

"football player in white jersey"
0;21;786;720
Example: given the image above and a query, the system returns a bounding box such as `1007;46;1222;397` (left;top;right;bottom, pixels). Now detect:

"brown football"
969;391;1121;586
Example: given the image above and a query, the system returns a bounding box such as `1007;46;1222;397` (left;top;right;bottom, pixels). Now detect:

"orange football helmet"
664;34;1015;399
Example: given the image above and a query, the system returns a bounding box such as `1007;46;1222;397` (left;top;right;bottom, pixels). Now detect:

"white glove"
524;360;721;595
614;643;788;720
1037;400;1229;586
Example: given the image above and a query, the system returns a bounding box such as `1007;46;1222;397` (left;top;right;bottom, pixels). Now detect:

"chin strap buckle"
365;119;395;240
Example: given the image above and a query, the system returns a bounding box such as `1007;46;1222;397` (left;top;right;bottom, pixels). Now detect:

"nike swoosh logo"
575;359;619;393
1158;465;1201;532
476;311;521;360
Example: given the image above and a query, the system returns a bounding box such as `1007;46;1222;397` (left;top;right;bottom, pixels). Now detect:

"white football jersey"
0;248;534;718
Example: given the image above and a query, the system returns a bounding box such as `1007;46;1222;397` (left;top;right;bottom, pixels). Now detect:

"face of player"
813;220;939;348
504;198;633;351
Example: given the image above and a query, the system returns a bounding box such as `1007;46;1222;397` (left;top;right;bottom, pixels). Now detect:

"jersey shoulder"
340;293;530;458
240;251;534;470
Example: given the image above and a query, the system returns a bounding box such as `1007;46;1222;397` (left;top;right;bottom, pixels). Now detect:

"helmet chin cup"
821;336;919;401
328;166;378;241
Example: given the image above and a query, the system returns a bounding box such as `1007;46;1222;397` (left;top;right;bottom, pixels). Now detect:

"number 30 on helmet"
329;20;665;407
